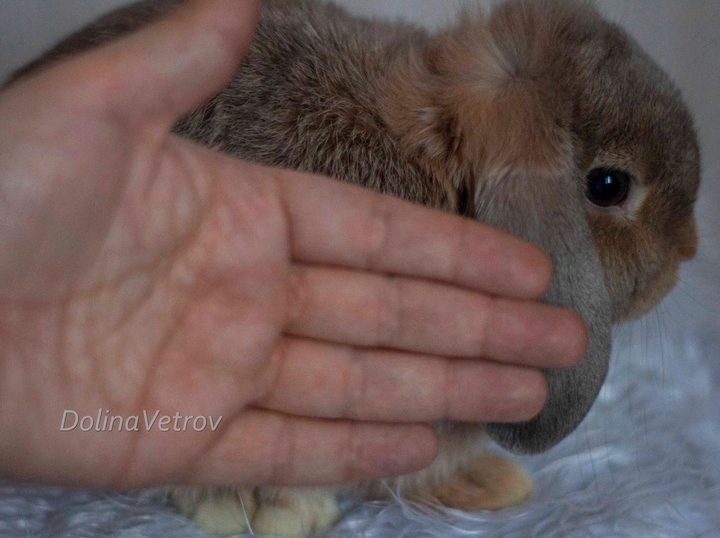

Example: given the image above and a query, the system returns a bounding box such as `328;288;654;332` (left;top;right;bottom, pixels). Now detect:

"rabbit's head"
383;0;700;452
497;0;701;323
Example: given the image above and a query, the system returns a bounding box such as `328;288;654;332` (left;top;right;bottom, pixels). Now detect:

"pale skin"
0;0;587;490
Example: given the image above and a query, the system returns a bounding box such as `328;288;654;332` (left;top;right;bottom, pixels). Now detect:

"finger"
69;0;260;127
256;337;547;423
286;265;587;366
272;165;552;299
188;410;439;486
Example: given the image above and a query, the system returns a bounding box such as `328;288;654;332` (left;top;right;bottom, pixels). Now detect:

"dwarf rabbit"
12;0;700;535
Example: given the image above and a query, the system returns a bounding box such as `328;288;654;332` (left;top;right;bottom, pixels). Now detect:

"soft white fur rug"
1;235;719;537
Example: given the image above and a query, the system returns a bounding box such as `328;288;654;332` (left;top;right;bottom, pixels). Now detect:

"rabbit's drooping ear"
458;52;611;451
453;61;613;451
381;0;613;452
477;166;612;453
452;44;612;452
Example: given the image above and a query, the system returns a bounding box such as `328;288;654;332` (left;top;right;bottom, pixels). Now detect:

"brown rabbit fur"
12;0;700;535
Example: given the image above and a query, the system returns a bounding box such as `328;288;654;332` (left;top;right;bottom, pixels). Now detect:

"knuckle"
469;294;494;354
341;347;366;420
257;339;289;403
285;268;311;328
373;276;403;346
342;423;361;481
442;360;457;419
268;414;295;484
363;200;392;270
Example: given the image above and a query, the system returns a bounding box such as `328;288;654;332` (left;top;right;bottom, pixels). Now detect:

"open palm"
0;0;585;490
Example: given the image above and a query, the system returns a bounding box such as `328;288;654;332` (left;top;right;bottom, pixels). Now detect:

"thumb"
80;0;260;128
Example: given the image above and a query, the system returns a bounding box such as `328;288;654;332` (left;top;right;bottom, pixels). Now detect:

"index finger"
272;166;553;299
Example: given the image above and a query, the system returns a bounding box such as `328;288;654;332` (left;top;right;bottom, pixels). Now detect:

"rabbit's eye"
586;167;631;207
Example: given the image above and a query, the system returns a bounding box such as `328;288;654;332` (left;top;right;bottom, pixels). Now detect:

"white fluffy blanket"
1;256;719;537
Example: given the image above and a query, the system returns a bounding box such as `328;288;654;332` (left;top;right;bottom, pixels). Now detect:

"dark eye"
585;167;632;207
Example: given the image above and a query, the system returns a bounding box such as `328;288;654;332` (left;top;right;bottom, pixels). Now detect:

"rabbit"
10;0;700;535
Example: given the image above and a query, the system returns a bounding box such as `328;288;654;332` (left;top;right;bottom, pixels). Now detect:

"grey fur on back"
180;1;454;207
12;1;455;207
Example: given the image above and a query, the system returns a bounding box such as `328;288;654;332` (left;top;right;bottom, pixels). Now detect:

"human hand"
0;0;586;489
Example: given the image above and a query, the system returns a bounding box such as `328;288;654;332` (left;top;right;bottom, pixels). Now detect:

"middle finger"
285;264;587;366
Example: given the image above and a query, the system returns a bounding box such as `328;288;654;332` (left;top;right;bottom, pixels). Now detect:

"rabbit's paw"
252;488;340;537
171;487;255;536
424;454;533;511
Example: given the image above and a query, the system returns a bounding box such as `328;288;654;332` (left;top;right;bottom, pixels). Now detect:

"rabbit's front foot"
172;486;255;535
171;486;339;537
420;454;533;511
252;488;339;537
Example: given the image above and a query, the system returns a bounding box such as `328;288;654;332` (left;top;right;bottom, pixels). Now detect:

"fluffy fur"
10;0;701;536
